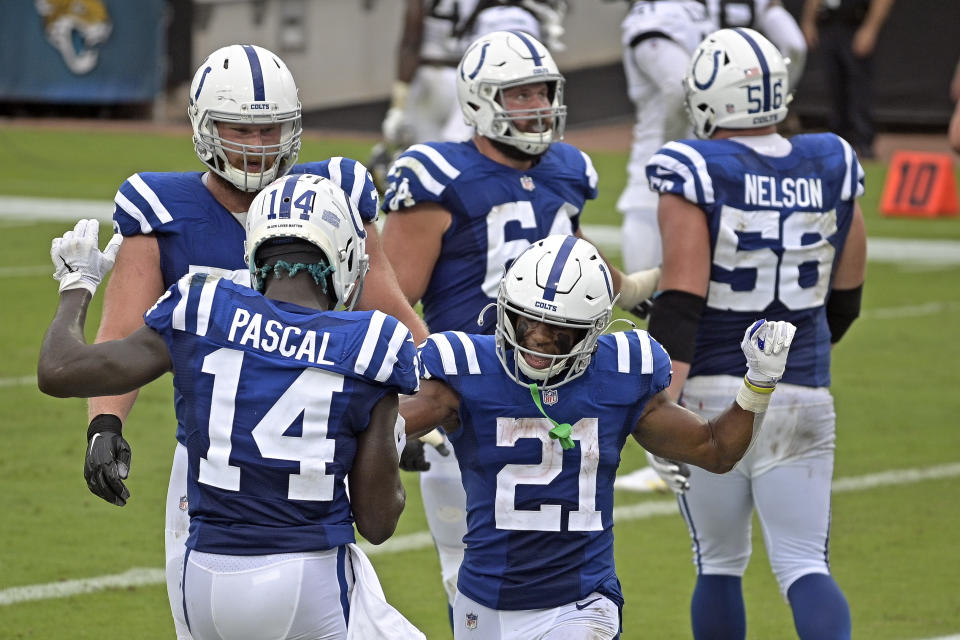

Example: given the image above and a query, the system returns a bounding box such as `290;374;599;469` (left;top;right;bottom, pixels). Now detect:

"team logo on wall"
34;0;113;74
465;612;478;630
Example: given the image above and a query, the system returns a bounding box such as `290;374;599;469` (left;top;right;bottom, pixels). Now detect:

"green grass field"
1;125;959;639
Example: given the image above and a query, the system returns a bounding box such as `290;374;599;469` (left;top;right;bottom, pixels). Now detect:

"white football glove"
740;319;797;387
50;219;122;295
381;107;414;146
645;451;691;495
616;266;661;312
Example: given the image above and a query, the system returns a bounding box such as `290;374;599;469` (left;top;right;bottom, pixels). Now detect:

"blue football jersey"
646;133;864;387
113;158;378;443
417;329;671;610
143;274;419;555
382;141;598;333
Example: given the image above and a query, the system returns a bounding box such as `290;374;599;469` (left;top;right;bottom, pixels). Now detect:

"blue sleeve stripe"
354;311;387;378
407;145;461;181
114;190;152;234
373;319;411;383
393;156;447;196
128;174;173;224
450;331;481;374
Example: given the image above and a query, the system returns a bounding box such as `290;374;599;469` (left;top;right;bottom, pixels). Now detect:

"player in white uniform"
40;176;424;639
644;29;866;638
398;235;798;639
380;30;661;620
80;44;428;640
379;0;565;148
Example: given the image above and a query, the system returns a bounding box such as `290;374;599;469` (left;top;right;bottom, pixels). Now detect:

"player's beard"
490;138;547;164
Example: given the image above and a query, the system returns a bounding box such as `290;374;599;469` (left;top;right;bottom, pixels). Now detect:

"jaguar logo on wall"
35;0;113;74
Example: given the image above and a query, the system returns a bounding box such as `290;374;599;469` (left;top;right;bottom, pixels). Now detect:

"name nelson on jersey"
226;307;335;365
744;174;823;209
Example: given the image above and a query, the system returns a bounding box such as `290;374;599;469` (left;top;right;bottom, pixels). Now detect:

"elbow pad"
647;290;705;364
826;284;862;344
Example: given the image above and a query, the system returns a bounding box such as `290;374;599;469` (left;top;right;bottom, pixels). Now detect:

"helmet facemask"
189;44;303;192
457;30;568;156
494;235;614;390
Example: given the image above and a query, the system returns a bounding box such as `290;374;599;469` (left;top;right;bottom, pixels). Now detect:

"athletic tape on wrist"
736;377;774;413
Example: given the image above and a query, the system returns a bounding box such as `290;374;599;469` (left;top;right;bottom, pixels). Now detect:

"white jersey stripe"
393;157;446;196
635;330;653;374
195;277;219;337
580;150;599;191
614;331;631;373
408;144;461;181
451;331;481;374
128;174;173;224
327;156;343;192
347;157;366;207
662;141;715;204
429;334;459;375
171;276;191;331
113;191;152;234
374;320;409;383
355;311;386;377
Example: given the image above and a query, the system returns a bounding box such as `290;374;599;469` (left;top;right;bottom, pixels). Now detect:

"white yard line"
2;462;958;607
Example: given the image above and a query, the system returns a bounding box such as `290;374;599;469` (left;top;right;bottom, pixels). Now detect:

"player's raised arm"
632;320;796;473
38;220;171;399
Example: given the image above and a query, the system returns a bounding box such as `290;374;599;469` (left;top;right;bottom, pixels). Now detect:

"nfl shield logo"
465;612;478;630
542;388;558;406
179;495;189;512
520;175;535;191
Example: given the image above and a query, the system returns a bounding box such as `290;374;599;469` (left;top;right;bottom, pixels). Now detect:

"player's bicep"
631;389;707;460
658;194;711;296
97;234;164;342
380;203;450;304
832;203;866;290
399;379;460;437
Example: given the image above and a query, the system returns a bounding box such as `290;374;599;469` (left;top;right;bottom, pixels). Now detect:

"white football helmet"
496;235;613;389
188;44;302;192
683;28;791;139
245;174;368;310
457;30;566;155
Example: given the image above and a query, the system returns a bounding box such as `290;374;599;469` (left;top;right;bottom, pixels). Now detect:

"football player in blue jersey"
39;175;425;640
379;29;662;615
80;44;429;639
643;28;867;639
397;234;796;639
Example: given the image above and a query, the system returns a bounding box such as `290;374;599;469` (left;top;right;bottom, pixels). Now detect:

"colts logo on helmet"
35;0;113;75
692;49;722;90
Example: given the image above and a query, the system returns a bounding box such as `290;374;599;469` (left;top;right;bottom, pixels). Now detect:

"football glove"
645;451;691;494
740;319;797;388
398;439;430;472
616;267;661;314
50;219;122;295
84;414;132;507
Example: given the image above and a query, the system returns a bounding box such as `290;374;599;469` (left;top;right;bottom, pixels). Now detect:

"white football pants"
166;442;193;639
678;376;838;598
452;590;619;640
420;436;469;607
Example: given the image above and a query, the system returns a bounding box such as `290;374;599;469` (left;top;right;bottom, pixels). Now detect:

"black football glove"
84;414;132;506
398;439;431;472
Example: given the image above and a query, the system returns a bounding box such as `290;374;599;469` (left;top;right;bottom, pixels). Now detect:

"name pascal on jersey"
226;308;336;365
744;174;823;209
